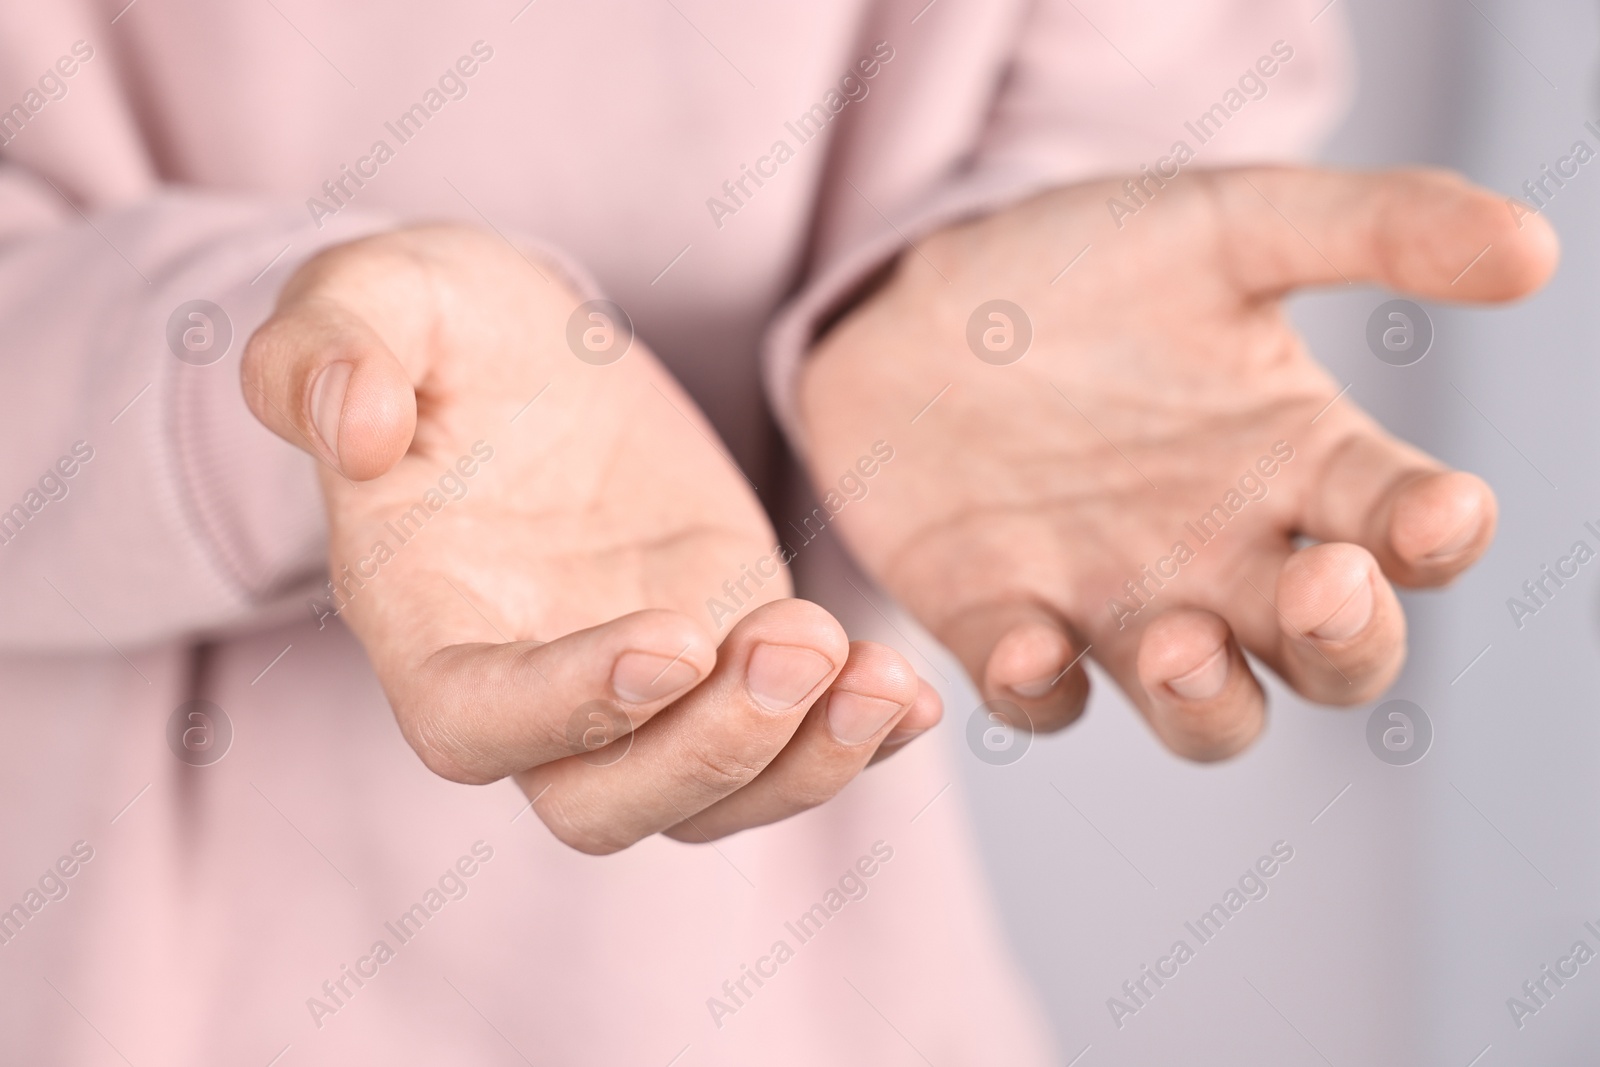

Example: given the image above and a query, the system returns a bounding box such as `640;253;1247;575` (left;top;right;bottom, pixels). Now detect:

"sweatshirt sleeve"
761;0;1354;456
0;162;400;652
0;161;613;655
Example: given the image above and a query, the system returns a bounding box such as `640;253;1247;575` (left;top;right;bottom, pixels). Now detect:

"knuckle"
536;796;631;856
397;704;497;786
238;326;284;413
680;742;768;798
770;776;839;813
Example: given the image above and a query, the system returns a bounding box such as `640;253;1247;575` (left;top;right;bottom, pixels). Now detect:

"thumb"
1211;165;1560;301
240;296;417;481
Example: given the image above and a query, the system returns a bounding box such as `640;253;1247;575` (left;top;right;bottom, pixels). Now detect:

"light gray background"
946;1;1600;1062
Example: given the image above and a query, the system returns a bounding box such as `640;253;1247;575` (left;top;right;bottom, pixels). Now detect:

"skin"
240;226;940;853
799;166;1559;760
241;166;1558;852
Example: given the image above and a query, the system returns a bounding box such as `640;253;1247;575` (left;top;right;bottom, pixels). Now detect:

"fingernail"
1165;647;1228;701
1422;508;1483;562
310;361;353;463
1311;575;1374;642
826;691;903;745
612;650;701;704
747;643;834;712
1008;673;1059;700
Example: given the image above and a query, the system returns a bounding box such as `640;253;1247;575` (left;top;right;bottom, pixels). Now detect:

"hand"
800;167;1557;760
241;225;940;850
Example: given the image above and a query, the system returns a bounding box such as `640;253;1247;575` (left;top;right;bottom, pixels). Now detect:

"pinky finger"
869;679;944;766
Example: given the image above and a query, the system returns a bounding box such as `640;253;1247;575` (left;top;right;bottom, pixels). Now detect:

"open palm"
800;167;1557;759
244;226;934;850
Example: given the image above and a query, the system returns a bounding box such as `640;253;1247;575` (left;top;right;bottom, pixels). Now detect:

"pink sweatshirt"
0;1;1346;1062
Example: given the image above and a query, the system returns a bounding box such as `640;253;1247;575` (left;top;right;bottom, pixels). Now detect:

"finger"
521;599;848;855
1265;542;1406;706
870;678;945;765
393;608;717;784
936;600;1090;733
240;296;417;480
663;641;919;842
1212;166;1559;300
1302;426;1497;587
1131;608;1266;762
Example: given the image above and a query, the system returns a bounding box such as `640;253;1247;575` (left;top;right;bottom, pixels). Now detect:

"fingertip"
1277;542;1378;642
1137;610;1230;696
936;601;1087;730
909;677;944;731
1503;205;1561;296
869;678;943;763
1374;168;1560;301
1438;174;1561;299
608;608;719;705
732;598;851;668
985;621;1074;698
1274;543;1407;705
1388;470;1497;581
626;606;718;661
333;355;417;480
834;640;920;706
821;641;921;746
984;620;1090;732
1137;610;1262;762
240;303;418;479
727;599;849;715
